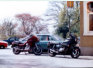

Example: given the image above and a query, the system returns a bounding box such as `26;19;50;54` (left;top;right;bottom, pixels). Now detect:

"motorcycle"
48;34;81;58
11;40;42;55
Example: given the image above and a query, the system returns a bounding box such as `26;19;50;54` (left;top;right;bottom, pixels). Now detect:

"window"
49;36;57;41
37;35;41;40
9;38;15;41
83;2;93;35
87;2;93;12
88;2;93;31
38;35;49;41
89;14;93;31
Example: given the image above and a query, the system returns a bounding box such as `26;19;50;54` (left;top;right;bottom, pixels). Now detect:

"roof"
36;34;52;36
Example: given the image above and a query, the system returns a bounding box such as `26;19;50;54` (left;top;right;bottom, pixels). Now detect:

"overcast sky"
0;1;55;34
0;1;49;19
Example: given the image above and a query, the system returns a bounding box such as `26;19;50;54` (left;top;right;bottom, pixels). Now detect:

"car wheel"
0;45;5;49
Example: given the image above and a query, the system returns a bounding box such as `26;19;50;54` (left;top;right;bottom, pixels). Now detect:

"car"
4;37;19;45
0;41;8;49
36;34;63;51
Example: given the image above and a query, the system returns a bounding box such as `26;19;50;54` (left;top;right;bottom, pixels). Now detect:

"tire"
71;47;81;58
33;46;42;55
13;46;20;55
0;45;5;49
48;49;56;57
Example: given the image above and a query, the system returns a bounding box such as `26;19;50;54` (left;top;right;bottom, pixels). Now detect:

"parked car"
0;41;8;49
36;34;63;51
4;37;19;45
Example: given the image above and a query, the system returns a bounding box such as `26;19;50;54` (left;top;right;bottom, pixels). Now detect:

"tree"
46;1;80;38
45;1;65;24
16;13;49;36
0;18;17;39
56;22;69;39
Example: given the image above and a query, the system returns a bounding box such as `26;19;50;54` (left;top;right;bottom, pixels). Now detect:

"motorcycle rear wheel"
13;46;20;55
71;47;81;58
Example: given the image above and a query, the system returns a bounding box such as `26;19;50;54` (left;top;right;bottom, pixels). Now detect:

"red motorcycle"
11;35;42;55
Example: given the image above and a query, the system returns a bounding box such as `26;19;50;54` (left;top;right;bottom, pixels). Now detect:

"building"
80;1;93;55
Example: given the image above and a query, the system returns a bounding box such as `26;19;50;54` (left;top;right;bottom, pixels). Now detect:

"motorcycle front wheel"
13;46;20;55
71;47;81;58
33;46;42;55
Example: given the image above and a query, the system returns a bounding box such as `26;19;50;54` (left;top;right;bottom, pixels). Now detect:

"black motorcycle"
12;41;42;55
48;34;81;58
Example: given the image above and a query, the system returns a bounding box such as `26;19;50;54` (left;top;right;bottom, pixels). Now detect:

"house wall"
80;2;93;55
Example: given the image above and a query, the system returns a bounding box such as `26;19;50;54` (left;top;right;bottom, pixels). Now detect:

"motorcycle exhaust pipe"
50;49;58;53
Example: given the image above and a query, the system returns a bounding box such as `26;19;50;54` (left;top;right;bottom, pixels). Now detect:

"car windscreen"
37;35;49;41
49;36;57;41
37;35;58;41
19;37;28;42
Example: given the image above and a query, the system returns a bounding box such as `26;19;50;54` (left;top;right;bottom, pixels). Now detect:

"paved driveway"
0;47;93;68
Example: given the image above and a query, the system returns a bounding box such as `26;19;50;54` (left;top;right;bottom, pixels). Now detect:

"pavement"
0;46;93;68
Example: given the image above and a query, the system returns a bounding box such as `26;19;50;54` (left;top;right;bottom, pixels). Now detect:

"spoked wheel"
33;46;42;55
71;47;81;58
48;49;56;57
13;46;20;55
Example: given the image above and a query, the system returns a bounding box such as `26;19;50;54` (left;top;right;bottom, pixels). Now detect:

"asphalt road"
0;46;93;68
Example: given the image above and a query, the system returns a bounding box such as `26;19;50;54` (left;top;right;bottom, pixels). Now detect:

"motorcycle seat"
19;42;27;46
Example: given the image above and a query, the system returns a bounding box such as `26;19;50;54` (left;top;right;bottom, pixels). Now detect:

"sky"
0;1;55;34
0;1;49;19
